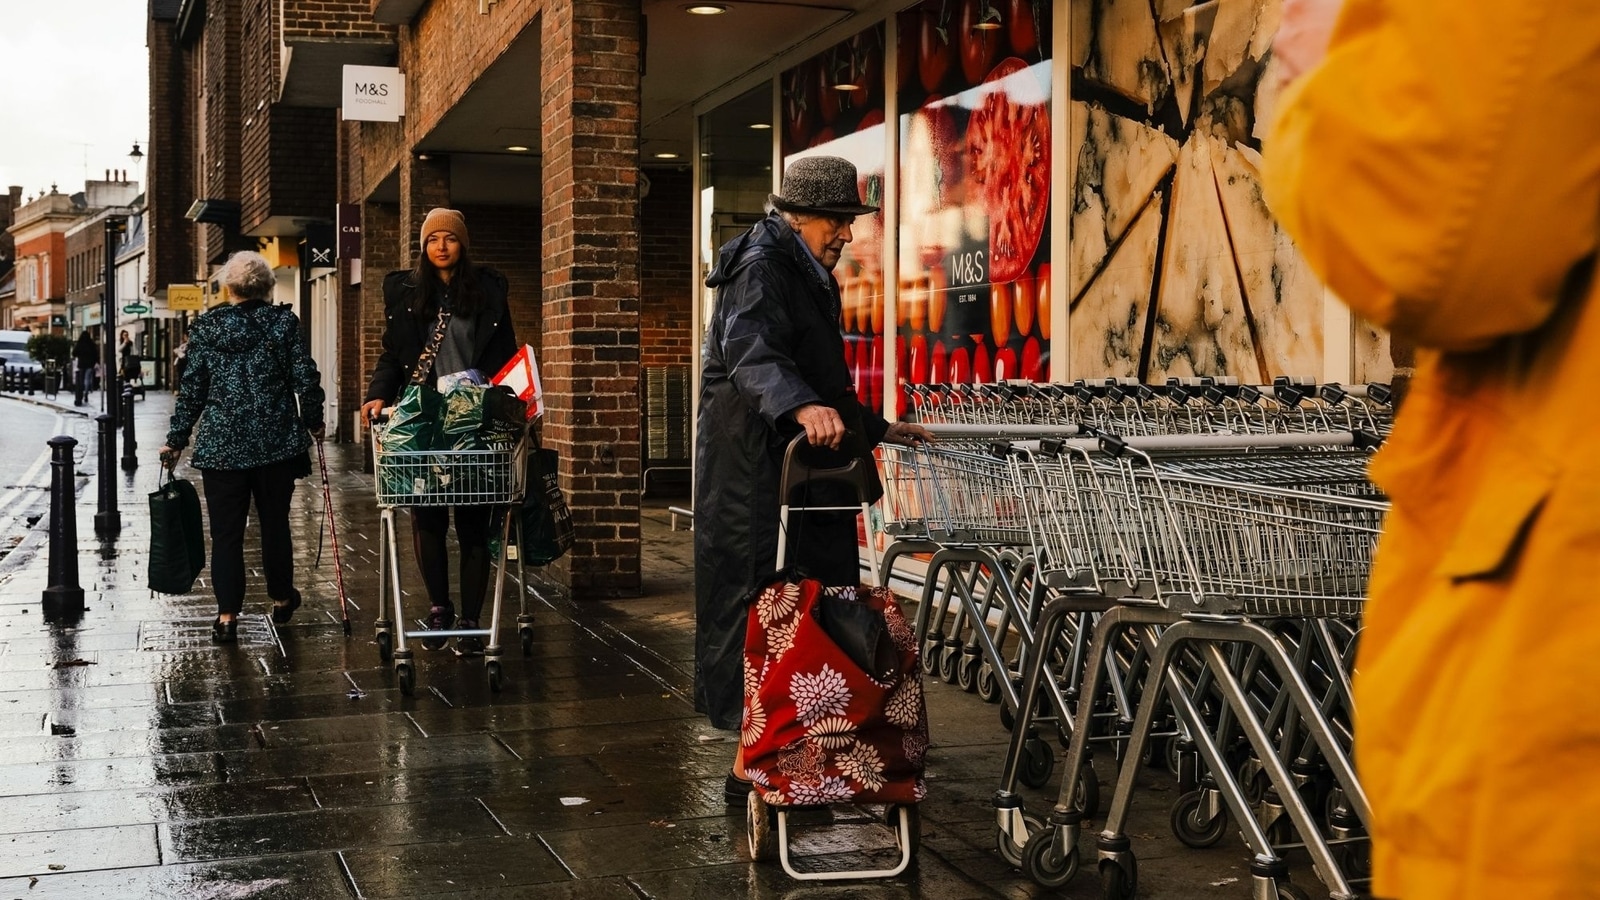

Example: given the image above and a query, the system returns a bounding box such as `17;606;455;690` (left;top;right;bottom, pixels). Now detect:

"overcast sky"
0;2;150;199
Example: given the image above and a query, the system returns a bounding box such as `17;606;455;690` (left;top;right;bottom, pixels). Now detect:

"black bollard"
94;414;121;535
42;436;85;621
120;386;138;471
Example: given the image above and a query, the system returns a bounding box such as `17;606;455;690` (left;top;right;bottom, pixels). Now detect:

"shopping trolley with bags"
370;408;531;695
742;434;928;880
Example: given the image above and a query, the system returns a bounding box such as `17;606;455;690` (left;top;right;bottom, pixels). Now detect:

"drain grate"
139;614;277;651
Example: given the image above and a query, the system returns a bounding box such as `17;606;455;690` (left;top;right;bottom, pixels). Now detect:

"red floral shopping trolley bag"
741;574;928;807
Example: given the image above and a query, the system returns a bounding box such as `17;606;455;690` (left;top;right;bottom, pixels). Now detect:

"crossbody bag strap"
410;308;453;386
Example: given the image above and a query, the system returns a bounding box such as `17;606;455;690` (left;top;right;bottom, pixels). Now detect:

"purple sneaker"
420;604;454;651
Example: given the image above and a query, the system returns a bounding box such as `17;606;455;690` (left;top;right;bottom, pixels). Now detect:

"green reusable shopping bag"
148;469;206;595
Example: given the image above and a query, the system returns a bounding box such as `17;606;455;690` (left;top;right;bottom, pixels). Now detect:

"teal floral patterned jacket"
165;299;325;470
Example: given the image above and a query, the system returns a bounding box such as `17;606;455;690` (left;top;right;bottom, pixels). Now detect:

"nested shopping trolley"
371;420;534;694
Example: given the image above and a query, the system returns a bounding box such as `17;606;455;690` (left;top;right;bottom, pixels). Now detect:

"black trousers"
410;505;494;620
200;457;301;615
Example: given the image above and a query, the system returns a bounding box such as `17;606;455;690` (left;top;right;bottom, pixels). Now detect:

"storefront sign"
338;203;361;260
342;65;405;122
168;285;204;311
304;222;336;269
123;303;152;315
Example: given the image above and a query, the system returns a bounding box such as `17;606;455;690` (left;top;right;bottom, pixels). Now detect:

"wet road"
0;399;95;564
0;391;1265;900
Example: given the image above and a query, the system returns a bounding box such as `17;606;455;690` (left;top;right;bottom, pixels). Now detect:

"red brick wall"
459;204;543;358
640;166;693;369
282;0;392;39
540;0;644;595
200;0;243;265
358;201;399;411
147;8;198;293
239;0;337;234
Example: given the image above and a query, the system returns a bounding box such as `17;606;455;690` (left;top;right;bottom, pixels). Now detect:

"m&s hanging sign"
342;65;405;122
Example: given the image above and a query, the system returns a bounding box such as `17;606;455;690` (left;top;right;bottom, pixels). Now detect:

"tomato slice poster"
898;0;1053;388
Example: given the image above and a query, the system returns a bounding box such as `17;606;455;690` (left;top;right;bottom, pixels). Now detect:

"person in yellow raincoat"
1263;1;1600;897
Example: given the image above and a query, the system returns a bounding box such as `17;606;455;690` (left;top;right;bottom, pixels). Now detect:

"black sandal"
212;616;238;643
724;772;753;805
270;591;302;625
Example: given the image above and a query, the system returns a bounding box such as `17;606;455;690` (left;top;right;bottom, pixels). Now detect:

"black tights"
410;506;494;620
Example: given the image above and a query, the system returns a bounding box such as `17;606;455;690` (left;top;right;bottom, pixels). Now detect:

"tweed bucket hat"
769;156;879;217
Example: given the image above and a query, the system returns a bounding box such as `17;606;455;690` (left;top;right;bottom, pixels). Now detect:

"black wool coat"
363;267;518;405
692;212;890;730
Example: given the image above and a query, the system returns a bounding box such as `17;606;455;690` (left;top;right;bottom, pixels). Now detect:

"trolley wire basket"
373;425;528;507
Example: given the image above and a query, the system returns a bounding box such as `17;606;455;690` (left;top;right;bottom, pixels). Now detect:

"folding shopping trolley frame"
745;433;920;881
370;421;532;694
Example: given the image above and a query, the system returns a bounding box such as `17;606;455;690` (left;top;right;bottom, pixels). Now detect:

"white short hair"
217;251;276;300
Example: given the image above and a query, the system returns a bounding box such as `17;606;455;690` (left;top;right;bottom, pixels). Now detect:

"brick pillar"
540;0;644;597
399;154;451;270
360;201;400;413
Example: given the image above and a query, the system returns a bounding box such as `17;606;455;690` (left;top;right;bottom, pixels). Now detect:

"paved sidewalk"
0;389;1249;899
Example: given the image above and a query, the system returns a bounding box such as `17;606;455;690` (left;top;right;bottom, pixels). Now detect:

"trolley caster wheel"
885;804;922;858
1022;828;1079;888
747;789;777;861
1169;790;1228;848
486;660;504;692
976;662;1002;704
1098;855;1138;900
996;813;1044;868
957;653;981;692
937;644;961;684
1337;843;1372;879
395;662;415;696
376;630;393;662
920;639;941;676
1273;882;1312;900
1019;737;1056;789
999;702;1015;732
1074;765;1101;820
519;627;534;658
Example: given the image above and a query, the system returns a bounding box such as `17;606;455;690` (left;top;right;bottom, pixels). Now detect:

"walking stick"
315;438;353;636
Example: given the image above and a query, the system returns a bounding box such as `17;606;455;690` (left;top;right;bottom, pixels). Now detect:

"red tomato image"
958;0;1004;87
967;57;1050;283
870;282;885;334
927;264;948;334
1035;262;1052;340
853;338;869;404
918;7;953;94
1012;270;1036;337
973;339;991;383
843;334;856;370
1021;337;1043;381
909;334;930;383
896;11;918;93
838;275;855;333
931;340;948;384
870;335;885;410
1006;0;1040;58
949;345;972;383
991;283;1012;345
848;29;883;108
816;49;841;125
782;63;817;151
808;126;837;150
995;346;1019;381
855;109;886;134
904;276;928;332
896;339;910;397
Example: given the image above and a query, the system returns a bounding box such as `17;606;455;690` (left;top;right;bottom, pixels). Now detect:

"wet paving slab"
0;395;1278;898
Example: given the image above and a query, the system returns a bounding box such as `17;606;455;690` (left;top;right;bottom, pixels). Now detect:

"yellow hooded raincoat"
1263;2;1600;897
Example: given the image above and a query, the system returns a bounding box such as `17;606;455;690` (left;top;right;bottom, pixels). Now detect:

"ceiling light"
505;145;530;152
654;152;680;159
749;122;771;130
684;4;727;13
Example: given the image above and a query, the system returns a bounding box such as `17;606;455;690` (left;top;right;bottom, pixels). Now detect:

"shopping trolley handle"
779;432;877;505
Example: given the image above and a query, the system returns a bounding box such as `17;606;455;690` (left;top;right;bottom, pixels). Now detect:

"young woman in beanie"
361;208;519;654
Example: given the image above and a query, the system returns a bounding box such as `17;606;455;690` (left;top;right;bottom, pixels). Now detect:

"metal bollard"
94;414;121;535
120;387;138;471
42;436;86;621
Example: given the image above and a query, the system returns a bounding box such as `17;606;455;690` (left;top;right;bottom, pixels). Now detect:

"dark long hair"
409;244;486;317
